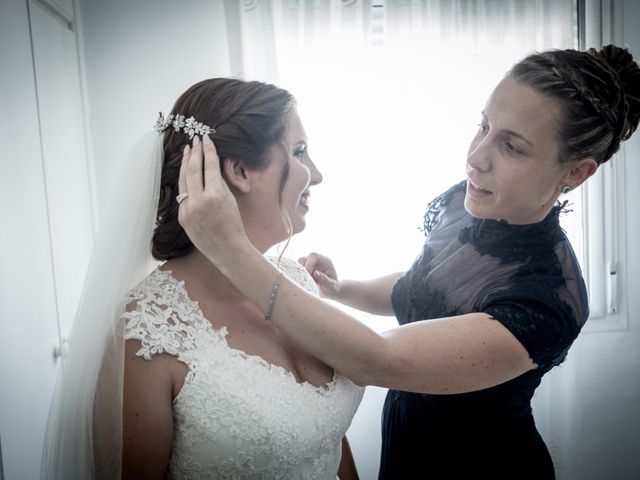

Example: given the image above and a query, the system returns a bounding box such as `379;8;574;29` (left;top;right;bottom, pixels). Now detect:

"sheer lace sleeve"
123;258;317;361
122;270;222;360
482;278;580;370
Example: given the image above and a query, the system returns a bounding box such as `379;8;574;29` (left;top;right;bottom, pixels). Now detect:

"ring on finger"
176;192;188;204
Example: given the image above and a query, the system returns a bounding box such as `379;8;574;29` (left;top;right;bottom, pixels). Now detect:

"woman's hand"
298;252;342;299
177;135;250;263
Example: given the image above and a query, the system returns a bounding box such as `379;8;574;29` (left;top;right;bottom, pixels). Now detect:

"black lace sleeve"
482;279;581;371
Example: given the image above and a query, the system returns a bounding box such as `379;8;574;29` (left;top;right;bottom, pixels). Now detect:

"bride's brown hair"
152;78;295;260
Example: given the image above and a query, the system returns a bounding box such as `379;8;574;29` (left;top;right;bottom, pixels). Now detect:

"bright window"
258;0;584;290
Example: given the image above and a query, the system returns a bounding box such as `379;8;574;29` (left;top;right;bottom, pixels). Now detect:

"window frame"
579;0;629;331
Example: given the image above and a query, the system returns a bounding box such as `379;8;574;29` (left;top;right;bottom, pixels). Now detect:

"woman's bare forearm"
334;273;403;316
212;239;536;394
213;241;388;386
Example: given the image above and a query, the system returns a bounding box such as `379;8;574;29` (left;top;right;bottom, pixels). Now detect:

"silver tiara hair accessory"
154;112;215;139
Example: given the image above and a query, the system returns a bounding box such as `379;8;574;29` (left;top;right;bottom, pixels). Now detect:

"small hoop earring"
561;185;571;195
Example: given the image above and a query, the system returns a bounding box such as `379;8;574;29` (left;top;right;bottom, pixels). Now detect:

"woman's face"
279;109;323;235
465;75;571;225
245;108;322;245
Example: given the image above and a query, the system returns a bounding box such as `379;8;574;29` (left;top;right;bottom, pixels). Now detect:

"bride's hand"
177;134;249;262
298;252;341;299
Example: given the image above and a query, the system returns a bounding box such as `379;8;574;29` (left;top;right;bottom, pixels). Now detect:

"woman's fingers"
177;133;246;260
178;144;190;196
302;252;321;275
202;134;222;189
185;136;204;195
313;270;332;285
313;271;341;298
299;252;340;298
179;134;222;199
302;252;337;280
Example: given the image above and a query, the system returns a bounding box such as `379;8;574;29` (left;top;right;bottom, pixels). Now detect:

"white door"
0;0;93;478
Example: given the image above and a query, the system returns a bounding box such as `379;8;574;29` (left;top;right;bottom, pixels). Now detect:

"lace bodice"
123;257;364;479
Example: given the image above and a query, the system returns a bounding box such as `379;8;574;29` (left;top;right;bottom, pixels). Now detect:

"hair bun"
591;44;640;141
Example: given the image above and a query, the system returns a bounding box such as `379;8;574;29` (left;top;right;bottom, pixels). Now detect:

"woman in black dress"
174;45;640;478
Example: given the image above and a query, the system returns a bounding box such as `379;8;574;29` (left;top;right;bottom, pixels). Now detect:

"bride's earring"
561;185;571;194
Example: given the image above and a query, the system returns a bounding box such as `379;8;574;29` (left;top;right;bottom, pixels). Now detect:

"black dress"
380;181;589;480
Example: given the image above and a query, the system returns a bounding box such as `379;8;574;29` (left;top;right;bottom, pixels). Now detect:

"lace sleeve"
482;280;580;371
122;271;212;360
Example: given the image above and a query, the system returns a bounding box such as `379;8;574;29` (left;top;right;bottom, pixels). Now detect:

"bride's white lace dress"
122;257;364;479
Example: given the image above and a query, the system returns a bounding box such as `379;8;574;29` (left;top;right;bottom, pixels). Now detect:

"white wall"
78;0;231;218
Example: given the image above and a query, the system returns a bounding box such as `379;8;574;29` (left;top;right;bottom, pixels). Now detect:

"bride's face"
244;109;322;245
280;110;323;235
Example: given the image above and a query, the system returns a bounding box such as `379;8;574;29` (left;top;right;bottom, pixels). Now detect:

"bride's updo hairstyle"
510;44;640;165
152;78;295;260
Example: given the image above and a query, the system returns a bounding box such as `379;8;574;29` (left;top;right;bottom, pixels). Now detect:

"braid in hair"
510;45;640;165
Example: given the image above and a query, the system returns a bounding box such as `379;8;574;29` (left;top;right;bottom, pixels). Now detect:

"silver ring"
176;192;188;204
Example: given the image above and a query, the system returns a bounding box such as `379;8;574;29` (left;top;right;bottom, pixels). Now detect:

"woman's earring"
561;185;571;194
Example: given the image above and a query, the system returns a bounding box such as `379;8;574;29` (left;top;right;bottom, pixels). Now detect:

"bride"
41;78;363;479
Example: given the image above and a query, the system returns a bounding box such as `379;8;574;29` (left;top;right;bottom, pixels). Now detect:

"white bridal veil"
41;132;162;479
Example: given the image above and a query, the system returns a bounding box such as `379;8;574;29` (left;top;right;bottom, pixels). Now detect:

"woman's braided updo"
151;78;295;261
510;44;640;165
